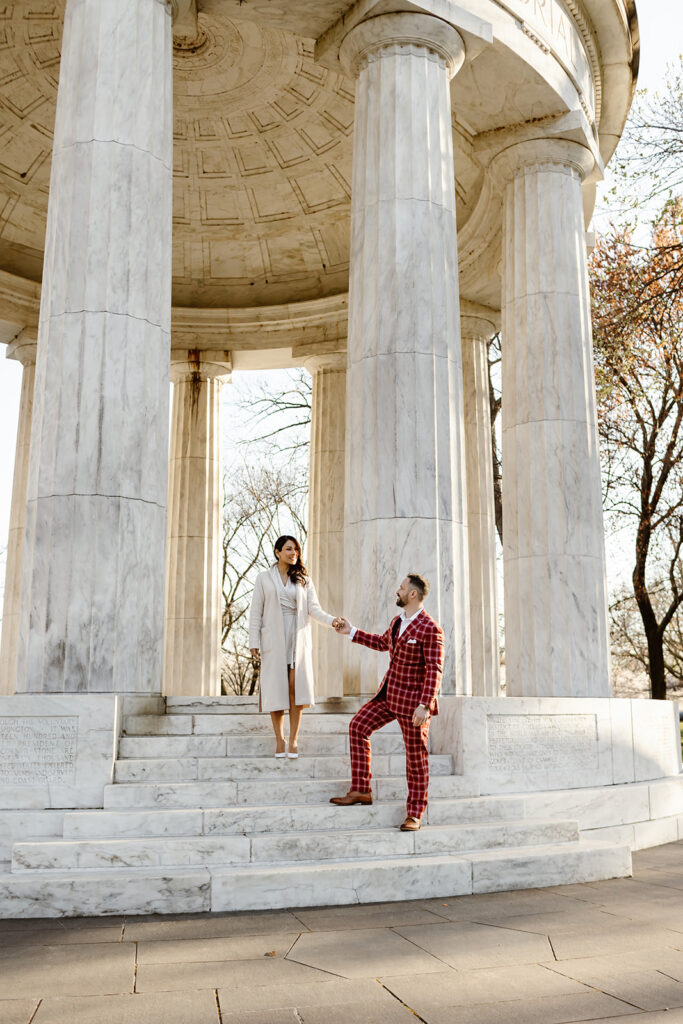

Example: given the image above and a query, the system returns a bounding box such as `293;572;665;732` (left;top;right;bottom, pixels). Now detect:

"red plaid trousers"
349;696;430;820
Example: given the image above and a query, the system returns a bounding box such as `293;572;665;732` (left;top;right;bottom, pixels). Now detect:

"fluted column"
492;138;610;697
304;350;346;698
461;315;500;697
164;351;231;697
339;13;470;696
0;333;37;695
16;0;173;694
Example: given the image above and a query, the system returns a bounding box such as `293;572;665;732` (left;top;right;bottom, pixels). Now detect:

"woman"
248;535;338;758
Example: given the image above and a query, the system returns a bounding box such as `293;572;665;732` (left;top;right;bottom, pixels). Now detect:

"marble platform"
0;695;681;917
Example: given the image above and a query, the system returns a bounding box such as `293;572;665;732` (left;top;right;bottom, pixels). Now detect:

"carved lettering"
0;717;78;784
487;714;599;772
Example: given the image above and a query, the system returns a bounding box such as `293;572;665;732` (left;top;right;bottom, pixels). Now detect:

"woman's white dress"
278;574;298;667
248;565;335;712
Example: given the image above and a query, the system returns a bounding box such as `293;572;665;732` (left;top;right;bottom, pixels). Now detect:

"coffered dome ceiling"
0;1;637;313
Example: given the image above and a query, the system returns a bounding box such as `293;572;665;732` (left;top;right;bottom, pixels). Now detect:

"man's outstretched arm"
334;617;395;652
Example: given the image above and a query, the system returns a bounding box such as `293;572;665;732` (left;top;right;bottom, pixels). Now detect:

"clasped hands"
332;616;351;634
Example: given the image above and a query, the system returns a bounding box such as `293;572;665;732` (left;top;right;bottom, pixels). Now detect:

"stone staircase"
0;698;632;917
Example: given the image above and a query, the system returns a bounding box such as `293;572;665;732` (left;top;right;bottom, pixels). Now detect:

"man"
331;574;445;831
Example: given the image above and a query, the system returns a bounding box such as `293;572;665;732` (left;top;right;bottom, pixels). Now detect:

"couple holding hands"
248;535;445;830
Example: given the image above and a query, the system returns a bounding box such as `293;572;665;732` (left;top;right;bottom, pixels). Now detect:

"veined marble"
164;351;231;698
0;334;36;695
305;350;347;698
339;13;471;696
491;138;611;698
461;315;500;697
15;0;173;694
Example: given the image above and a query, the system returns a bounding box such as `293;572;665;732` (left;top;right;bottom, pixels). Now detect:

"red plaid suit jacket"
352;609;445;717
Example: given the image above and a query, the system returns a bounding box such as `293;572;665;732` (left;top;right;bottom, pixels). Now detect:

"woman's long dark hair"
273;535;308;585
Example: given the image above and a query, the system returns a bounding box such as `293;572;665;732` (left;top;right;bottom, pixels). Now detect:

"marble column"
491;138;610;697
461;315;500;697
0;333;37;695
304;350;346;698
16;0;173;694
164;351;231;698
339;13;471;696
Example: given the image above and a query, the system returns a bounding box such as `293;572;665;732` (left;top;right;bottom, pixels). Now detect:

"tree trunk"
638;597;667;698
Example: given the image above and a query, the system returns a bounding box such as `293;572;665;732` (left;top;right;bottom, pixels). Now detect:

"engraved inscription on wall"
0;717;78;785
487;714;598;773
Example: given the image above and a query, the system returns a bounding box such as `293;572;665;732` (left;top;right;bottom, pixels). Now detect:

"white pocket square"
407;638;417;644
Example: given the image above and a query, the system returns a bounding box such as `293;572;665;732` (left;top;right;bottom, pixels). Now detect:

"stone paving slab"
29;990;218;1024
0;943;135;1000
411;992;640;1024
0;1002;39;1024
1;841;683;1022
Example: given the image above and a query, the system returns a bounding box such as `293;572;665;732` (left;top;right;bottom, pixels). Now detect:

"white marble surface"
0;694;120;809
16;0;173;694
492;138;610;699
339;13;470;696
471;840;631;894
0;335;36;695
164;352;231;697
13;834;251;871
0;808;63;862
0;866;210;918
64;808;203;840
306;352;346;697
431;696;682;796
211;856;473;912
461;315;500;697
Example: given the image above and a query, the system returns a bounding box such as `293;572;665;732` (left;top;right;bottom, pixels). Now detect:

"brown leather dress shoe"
330;790;373;805
399;816;421;831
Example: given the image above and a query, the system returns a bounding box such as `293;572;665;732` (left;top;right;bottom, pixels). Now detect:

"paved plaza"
1;842;683;1023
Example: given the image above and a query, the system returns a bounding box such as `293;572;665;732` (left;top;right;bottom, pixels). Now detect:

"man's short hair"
406;573;430;601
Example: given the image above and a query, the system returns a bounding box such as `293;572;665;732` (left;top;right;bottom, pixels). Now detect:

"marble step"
12;819;578;872
113;753;453;784
210;840;633;911
0;866;210;918
120;730;405;757
103;774;480;809
165;696;364;715
0;841;632;918
63;796;527;840
118;733;408;760
123;712;391;736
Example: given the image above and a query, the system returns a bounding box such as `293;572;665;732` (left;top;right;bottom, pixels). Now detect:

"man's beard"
396;595;407;607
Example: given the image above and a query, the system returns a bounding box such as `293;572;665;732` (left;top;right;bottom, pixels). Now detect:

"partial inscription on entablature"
0;716;78;785
487;713;599;772
494;0;596;121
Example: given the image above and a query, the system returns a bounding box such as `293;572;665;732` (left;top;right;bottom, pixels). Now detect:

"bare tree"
237;368;312;455
220;462;308;695
591;200;683;699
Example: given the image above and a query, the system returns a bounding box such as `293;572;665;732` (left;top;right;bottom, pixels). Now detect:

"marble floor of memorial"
3;843;683;1023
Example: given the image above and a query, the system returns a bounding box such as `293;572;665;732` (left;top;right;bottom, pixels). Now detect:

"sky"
0;0;681;602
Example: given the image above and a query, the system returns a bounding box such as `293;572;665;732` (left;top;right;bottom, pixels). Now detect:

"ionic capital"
489;138;595;187
170;348;232;383
6;329;37;368
338;13;465;80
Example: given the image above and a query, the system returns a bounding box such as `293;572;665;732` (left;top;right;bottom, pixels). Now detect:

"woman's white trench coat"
248;566;335;712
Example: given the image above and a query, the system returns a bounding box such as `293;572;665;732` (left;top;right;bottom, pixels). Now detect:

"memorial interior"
0;0;681;919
